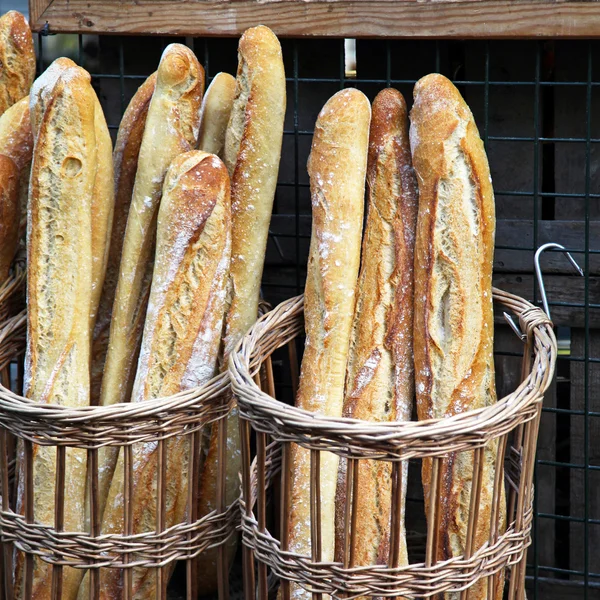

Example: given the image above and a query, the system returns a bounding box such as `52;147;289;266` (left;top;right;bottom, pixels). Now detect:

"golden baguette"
0;154;19;280
333;88;417;584
195;25;286;592
0;11;35;117
410;73;504;600
95;150;231;600
0;96;32;248
89;97;115;331
90;72;156;406
14;63;97;600
283;88;370;600
198;72;236;157
96;45;203;527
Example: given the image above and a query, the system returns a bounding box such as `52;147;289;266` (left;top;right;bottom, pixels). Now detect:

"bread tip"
318;87;371;122
158;43;199;87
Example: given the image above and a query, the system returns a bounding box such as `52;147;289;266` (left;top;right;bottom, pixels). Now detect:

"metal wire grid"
33;32;598;598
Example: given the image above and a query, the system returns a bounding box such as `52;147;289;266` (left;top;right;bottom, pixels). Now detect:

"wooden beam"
29;0;600;38
29;0;53;28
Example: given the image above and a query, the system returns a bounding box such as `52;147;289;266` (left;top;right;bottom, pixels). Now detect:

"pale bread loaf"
96;45;203;527
333;88;417;583
90;72;156;405
95;150;231;600
14;63;97;600
0;11;35;117
410;73;504;600
198;72;236;157
195;25;286;592
283;88;370;600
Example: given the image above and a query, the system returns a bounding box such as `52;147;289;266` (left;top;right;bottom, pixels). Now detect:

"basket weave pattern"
230;288;557;599
0;272;239;598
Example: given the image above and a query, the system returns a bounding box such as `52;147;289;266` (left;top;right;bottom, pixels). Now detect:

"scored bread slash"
410;73;505;600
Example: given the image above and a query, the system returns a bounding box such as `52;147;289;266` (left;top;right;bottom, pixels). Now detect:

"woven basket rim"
229;287;557;451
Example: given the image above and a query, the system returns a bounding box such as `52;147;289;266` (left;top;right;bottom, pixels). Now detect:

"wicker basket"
0;275;239;600
230;288;557;600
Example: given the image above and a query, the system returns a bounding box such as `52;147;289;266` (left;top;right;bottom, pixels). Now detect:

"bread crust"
196;25;286;592
96;45;203;529
0;11;35;117
0;154;19;280
90;96;115;331
90;72;157;406
15;64;97;600
198;72;236;157
410;73;504;600
0;96;32;170
96;151;231;600
282;88;370;600
29;58;77;138
333;88;417;583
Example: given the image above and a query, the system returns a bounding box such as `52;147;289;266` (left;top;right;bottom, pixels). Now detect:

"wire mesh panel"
29;31;600;598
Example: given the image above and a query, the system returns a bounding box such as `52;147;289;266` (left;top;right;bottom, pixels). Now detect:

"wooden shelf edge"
27;0;600;38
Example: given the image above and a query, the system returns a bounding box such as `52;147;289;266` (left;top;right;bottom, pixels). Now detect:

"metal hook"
534;242;584;320
504;312;526;341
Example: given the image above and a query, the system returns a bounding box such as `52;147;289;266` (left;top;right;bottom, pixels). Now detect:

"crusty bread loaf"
0;154;19;280
333;88;417;581
196;25;286;592
14;63;97;600
96;45;203;525
410;73;504;600
95;150;231;600
198;72;236;157
0;95;32;170
0;11;35;117
283;88;370;600
0;94;33;241
89;97;115;331
90;72;156;406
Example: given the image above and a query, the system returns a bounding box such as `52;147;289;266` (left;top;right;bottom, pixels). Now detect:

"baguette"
410;73;504;600
198;72;236;157
96;45;203;524
0;11;35;117
284;88;370;600
333;88;417;581
89;96;115;330
14;63;97;600
95;150;231;600
0;154;19;280
0;95;32;263
195;25;286;592
0;96;33;170
90;72;157;405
